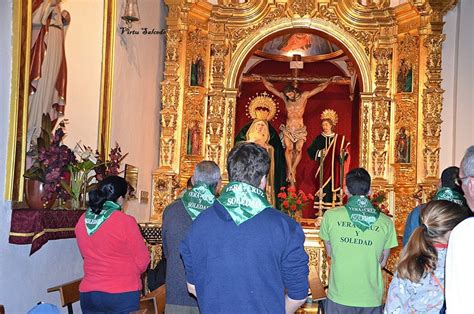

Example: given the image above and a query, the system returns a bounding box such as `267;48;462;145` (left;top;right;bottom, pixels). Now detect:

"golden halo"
321;109;338;126
247;92;278;121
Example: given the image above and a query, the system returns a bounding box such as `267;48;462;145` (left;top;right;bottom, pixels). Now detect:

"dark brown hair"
227;142;269;187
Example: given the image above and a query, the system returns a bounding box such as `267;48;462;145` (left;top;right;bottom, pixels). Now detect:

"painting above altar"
254;33;344;62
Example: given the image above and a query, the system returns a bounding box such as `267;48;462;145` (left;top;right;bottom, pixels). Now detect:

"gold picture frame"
5;0;117;201
124;164;139;200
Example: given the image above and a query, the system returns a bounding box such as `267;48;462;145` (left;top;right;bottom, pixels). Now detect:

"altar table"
9;209;85;255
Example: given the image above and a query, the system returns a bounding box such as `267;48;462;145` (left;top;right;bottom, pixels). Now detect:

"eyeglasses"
455;176;473;186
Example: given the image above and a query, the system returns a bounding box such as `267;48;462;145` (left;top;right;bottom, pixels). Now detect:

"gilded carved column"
206;41;228;170
360;93;373;170
414;0;456;205
160;30;183;169
422;34;445;179
179;28;209;180
393;34;420;232
223;91;237;179
151;3;186;222
371;48;392;180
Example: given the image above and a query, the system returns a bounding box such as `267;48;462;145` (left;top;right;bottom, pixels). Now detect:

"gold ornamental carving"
418;183;438;203
393;184;417;232
160;25;184;174
393;34;419;180
288;0;316;18
226;4;286;52
206;94;225;164
211;43;229;81
360;100;370;169
160;138;176;167
371;48;392;179
224;97;236;165
151;172;181;222
422;34;445;179
180;27;209;178
149;0;455;225
165;30;183;63
374;48;392;88
206;41;228;165
303;231;329;286
314;5;379;55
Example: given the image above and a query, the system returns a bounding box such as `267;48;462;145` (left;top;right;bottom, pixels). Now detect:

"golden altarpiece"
150;0;457;284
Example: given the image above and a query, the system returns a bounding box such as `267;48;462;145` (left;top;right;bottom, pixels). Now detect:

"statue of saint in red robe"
307;110;350;212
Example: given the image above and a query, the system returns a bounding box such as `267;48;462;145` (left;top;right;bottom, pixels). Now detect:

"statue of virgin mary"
234;94;286;208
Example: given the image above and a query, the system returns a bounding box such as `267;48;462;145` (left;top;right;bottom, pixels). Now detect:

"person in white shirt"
445;145;474;313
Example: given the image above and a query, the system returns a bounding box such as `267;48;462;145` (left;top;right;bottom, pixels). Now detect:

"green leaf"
24;167;45;182
117;152;129;163
82;160;96;172
40;129;51;149
60;180;73;196
41;113;52;134
36;137;46;151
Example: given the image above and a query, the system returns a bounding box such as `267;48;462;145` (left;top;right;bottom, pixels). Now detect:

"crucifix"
243;55;350;187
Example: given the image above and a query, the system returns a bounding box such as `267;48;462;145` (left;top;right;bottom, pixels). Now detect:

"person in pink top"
75;176;150;313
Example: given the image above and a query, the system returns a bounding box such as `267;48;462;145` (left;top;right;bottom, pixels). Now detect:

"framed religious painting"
397;58;413;93
5;0;117;202
395;127;411;163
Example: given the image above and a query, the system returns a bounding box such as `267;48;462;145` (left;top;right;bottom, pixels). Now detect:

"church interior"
0;0;473;312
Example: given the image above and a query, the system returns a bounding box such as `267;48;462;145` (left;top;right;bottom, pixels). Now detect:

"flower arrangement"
24;115;76;202
369;191;392;217
61;142;128;208
25;114;127;208
94;143;125;181
277;186;314;218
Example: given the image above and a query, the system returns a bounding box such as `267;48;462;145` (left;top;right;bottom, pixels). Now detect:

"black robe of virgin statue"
235;122;286;209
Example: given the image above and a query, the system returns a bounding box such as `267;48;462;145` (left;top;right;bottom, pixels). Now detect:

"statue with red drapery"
307;109;350;213
28;0;70;149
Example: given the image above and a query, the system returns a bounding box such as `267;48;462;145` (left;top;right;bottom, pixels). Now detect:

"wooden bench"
137;284;166;314
47;278;82;314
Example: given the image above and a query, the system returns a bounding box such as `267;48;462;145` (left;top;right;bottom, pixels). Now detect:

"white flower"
73;142;97;163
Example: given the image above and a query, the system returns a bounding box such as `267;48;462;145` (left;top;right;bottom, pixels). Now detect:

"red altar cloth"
9;209;85;255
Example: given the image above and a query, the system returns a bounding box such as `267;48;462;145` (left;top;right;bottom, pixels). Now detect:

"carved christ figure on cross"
255;75;336;186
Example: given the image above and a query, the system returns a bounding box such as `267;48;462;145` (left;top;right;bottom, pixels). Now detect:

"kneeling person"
320;168;398;313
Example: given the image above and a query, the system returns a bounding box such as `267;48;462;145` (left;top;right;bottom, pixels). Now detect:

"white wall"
110;0;166;222
0;1;83;312
61;0;105;149
440;0;474;170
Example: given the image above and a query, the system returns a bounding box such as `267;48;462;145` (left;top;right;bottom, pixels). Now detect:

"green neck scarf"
181;184;216;220
217;181;271;226
85;201;121;235
433;187;466;206
345;195;380;232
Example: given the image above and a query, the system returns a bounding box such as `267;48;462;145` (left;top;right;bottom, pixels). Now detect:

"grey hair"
193;160;221;190
461;146;474;177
